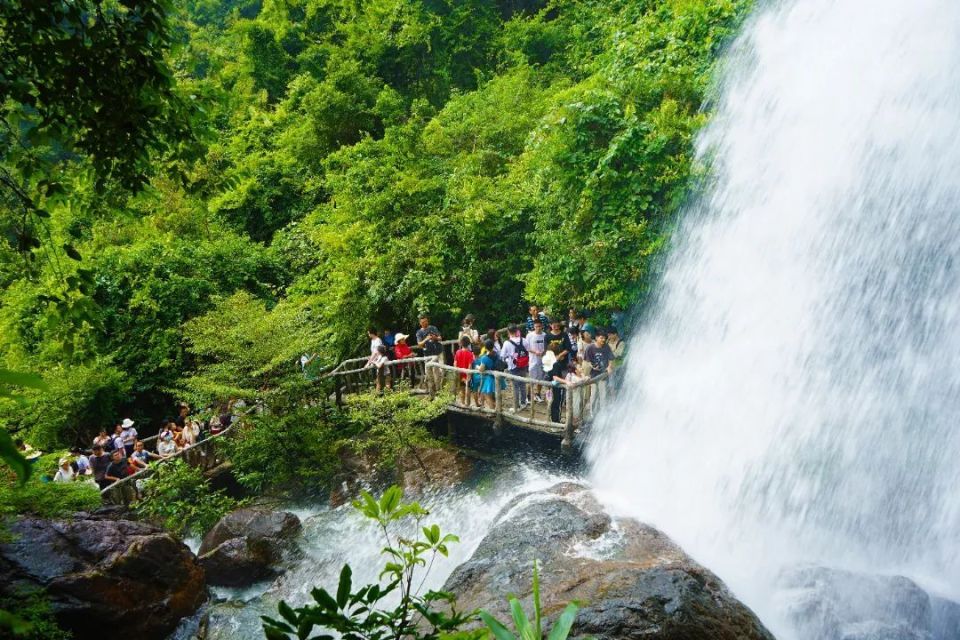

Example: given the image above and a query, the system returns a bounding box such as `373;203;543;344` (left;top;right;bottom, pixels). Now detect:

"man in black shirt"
545;319;572;365
415;315;441;349
89;445;112;490
104;449;130;485
583;331;614;377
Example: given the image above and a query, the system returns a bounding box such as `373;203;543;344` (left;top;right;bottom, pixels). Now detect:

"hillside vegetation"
0;0;750;449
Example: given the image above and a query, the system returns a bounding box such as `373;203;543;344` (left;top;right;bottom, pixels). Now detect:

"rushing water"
588;0;960;636
197;463;576;640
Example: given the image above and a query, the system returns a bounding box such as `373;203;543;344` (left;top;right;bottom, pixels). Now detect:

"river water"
588;0;960;636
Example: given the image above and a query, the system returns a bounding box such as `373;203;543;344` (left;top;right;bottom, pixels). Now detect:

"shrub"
135;459;239;536
0;455;101;519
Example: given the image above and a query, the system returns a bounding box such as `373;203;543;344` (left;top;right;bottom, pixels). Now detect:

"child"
468;345;483;408
393;333;415;384
368;344;392;393
453;336;475;406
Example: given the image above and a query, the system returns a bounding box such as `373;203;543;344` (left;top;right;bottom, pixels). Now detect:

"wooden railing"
323;352;611;452
100;409;254;505
325;355;440;402
425;361;610;451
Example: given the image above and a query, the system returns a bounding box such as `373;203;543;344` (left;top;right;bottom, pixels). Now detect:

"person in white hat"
53;457;76;483
120;418;137;457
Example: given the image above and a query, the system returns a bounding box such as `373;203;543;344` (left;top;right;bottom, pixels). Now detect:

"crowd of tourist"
46;400;241;495
345;305;626;423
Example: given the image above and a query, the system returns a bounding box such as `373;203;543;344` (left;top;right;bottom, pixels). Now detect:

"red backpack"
509;338;529;369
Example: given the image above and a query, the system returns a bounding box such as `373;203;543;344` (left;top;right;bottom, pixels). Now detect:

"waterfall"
588;0;960;635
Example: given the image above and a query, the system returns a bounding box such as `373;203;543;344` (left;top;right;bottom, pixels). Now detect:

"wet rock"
443;482;774;640
396;446;474;496
0;515;206;640
775;565;960;640
199;508;301;587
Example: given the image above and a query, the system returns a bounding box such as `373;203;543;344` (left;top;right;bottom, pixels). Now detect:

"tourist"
468;345;483;407
585;331;615;378
477;339;500;409
157;429;178;457
175;403;190;428
500;324;529;409
422;327;444;392
53;457;76;483
89;444;111;489
458;314;479;345
366;344;392;393
366;329;384;366
453;336;475;406
92;429;112;451
120;418;137;456
104;449;130;485
546;319;572;366
563;362;587;422
69;447;91;476
131;440;163;469
607;327;626;365
545;346;568;423
567;308;580;330
525;305;549;334
579;312;596;340
483;328;502;356
393;333;416;385
111;424;125;454
415;315;441;350
525;319;547;402
382;327;396;358
566;325;580;366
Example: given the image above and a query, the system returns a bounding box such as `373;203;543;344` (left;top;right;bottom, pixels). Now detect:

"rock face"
198;508;301;587
443;482;774;640
0;514;206;640
396;446;474;495
775;565;960;640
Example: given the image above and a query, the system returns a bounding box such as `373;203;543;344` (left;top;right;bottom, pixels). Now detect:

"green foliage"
224;404;345;494
0;368;46;483
2;0;752;460
263;486;476;640
478;561;580;640
0;471;101;520
135;459;240;536
0;587;70;640
342;392;446;468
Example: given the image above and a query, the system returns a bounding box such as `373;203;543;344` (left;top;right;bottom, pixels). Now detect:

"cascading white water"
588;0;960;636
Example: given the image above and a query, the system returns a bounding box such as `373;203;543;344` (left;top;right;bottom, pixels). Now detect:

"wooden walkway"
324;356;611;452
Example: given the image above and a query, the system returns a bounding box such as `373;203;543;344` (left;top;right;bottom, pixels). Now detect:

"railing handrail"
425;361;610;389
323;355;439;379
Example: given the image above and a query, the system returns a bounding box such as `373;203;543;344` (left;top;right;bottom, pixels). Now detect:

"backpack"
509;338;529;369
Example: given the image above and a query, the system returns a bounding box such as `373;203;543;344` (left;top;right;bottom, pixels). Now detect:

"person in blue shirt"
526;305;549;333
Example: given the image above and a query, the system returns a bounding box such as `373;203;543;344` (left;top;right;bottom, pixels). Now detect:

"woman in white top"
53;458;76;483
458;314;479;345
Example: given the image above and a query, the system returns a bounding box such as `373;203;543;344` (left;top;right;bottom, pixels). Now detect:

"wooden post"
529;379;536;421
493;372;503;435
562;381;575;455
428;363;436;399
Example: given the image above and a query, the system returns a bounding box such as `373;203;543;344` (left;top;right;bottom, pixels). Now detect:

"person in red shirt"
393;333;415;385
453;336;475;406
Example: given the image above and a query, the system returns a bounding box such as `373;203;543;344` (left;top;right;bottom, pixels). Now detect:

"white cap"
121;418;135;429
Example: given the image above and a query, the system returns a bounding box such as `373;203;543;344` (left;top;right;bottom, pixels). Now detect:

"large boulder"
199;508;301;587
775;565;960;640
0;514;206;640
443;482;774;640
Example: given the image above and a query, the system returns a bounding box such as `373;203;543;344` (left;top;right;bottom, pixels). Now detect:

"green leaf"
0;430;31;485
278;600;298;626
509;597;534;640
532;559;542;636
379;485;402;515
63;243;82;260
336;564;352;608
479;610;517;640
311;588;339;612
546;604;580;640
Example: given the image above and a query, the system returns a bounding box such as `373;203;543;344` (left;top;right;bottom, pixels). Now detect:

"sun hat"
58;457;70;466
121;418;135;429
395;333;409;341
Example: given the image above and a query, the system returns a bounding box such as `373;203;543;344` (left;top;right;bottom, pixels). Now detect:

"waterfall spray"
588;0;960;635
